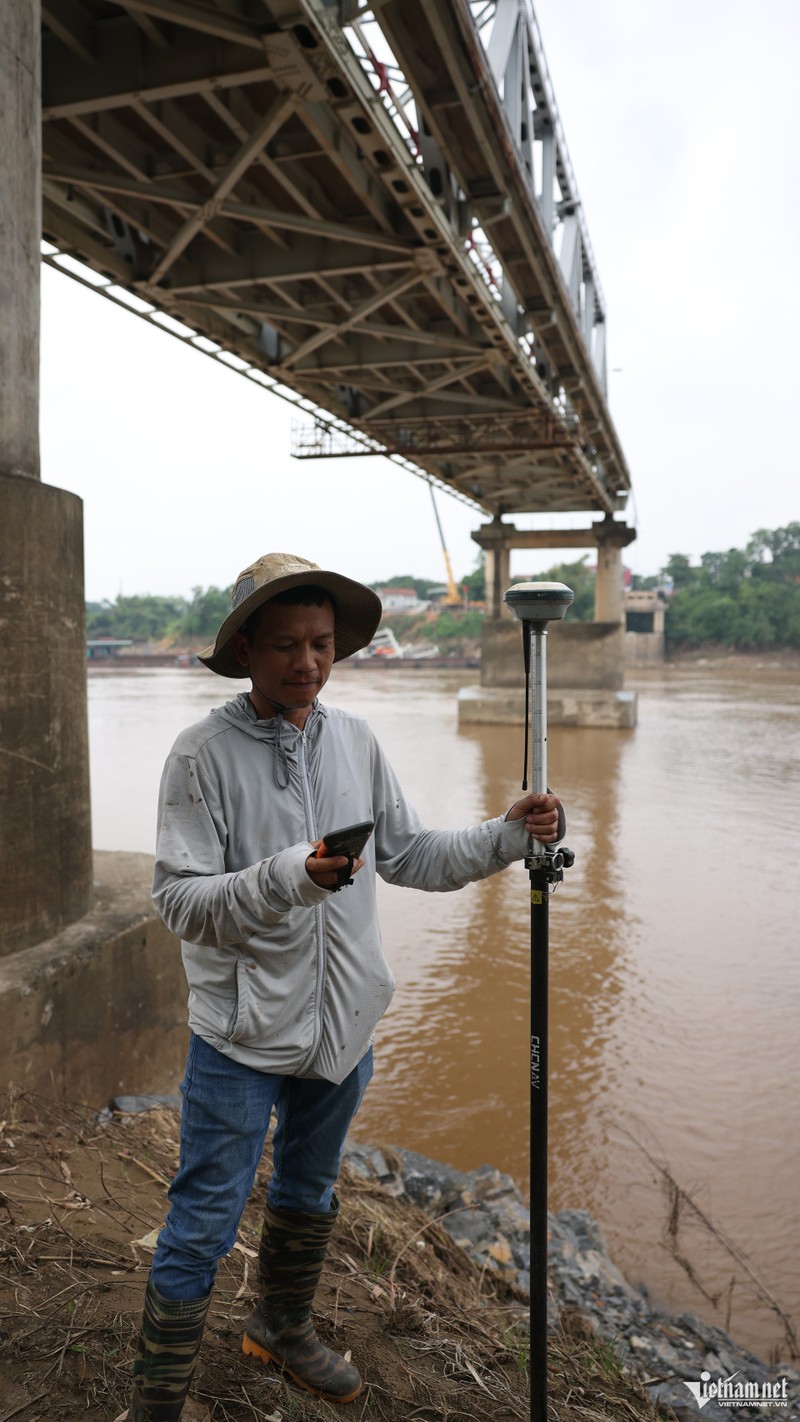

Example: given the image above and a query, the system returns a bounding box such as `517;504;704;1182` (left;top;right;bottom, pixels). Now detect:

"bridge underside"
41;0;631;519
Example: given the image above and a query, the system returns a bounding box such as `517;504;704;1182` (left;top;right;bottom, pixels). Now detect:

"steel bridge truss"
40;0;631;517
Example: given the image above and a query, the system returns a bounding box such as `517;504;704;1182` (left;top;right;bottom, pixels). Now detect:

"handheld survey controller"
315;819;374;891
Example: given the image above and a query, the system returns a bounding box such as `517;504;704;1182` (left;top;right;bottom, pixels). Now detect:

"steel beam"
291;340;493;373
43;32;274;119
42;0;95;66
114;0;269;49
163;299;484;355
42;165;412;253
367;354;492;419
147;94;296;284
281;270;423;369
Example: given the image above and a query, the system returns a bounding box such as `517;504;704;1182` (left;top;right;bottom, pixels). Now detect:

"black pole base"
529;849;574;1422
530;865;549;1422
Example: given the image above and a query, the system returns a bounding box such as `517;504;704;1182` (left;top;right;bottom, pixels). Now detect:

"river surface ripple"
87;659;800;1360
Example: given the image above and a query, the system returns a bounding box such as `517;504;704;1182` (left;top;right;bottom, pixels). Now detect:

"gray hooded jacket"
153;693;559;1083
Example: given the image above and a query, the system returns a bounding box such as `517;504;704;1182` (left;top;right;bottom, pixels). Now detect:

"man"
126;552;563;1420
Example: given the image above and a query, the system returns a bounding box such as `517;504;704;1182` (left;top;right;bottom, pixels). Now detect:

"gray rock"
512;1241;530;1271
467;1163;523;1203
486;1197;531;1238
391;1147;473;1212
442;1206;494;1248
342;1141;405;1196
110;1093;181;1114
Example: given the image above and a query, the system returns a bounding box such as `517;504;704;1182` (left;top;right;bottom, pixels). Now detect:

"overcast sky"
40;0;799;603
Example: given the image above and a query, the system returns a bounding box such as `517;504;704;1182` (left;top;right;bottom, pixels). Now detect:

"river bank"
0;1092;657;1422
1;1091;797;1420
345;1138;800;1421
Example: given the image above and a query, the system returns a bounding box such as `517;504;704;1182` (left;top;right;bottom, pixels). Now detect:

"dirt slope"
0;1093;672;1422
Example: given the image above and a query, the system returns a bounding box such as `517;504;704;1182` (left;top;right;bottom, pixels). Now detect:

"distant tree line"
520;526;800;648
85;524;800;651
86;585;232;645
661;523;800;649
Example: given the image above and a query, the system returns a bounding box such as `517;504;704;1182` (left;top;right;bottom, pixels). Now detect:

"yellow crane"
428;484;463;606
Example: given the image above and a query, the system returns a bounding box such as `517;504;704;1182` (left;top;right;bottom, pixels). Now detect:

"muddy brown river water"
88;658;800;1360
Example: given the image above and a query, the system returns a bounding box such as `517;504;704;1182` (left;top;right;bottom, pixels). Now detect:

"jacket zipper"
298;725;326;1069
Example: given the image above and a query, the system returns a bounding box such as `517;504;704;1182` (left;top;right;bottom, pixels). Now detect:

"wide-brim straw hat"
198;553;383;678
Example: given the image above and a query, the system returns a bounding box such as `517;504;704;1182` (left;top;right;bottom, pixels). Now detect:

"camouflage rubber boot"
242;1194;362;1404
128;1278;211;1421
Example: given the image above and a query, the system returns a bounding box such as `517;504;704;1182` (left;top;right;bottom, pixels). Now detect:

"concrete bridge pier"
459;516;638;729
481;522;512;620
0;0;92;954
594;517;630;623
0;1;186;1108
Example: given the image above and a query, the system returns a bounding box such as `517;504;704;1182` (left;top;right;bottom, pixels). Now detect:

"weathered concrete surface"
480;618;627;691
0;0;41;480
472;619;636;725
0;0;94;955
0;851;188;1108
624;589;666;662
594;539;624;622
625;630;665;663
0;475;93;954
457;684;637;729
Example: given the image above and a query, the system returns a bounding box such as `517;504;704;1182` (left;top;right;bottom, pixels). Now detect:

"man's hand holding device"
305;820;374;892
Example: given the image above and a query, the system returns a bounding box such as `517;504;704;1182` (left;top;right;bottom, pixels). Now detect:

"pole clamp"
526;846;575;886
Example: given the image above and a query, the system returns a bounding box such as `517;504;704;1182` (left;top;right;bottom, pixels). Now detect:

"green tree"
459;551;486;602
85;594;187;642
512;556;595;621
425;608;485;642
736;580;777;647
175;586;232;642
663;553;696;589
86;600;117;639
747;522;800;581
699;547;748;592
664;523;800;649
372;574;439;599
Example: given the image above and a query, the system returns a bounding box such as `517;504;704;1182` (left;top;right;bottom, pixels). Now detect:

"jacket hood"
211;693;327;743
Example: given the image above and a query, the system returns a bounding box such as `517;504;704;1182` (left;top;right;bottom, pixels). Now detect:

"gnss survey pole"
503;582;574;1422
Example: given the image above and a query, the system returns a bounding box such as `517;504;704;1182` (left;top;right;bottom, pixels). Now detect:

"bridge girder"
40;0;632;521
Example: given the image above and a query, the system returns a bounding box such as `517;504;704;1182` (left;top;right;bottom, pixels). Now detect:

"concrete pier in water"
462;517;638;729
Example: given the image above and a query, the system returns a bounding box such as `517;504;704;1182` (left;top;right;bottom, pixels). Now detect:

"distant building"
86;639;133;660
377;587;429;613
623;589;668;662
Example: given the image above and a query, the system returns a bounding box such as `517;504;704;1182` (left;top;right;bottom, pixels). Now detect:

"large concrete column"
594;518;635;623
484;543;511;618
1;0;41;479
472;516;512;618
594;540;624;622
0;0;93;955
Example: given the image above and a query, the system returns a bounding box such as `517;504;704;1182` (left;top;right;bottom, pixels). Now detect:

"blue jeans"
151;1033;373;1300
